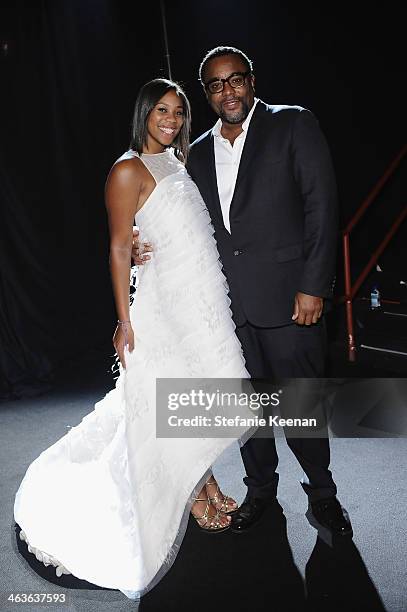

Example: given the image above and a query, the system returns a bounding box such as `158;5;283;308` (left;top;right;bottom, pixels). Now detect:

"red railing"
342;144;407;361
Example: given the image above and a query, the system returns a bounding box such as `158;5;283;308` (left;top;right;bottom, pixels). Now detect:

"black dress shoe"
306;496;353;546
230;495;273;533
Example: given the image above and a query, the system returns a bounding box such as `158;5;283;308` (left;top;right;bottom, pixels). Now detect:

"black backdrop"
0;0;405;398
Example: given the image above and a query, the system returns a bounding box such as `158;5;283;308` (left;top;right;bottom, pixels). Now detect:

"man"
136;46;352;539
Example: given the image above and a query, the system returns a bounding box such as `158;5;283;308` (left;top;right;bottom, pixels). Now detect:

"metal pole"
343;144;407;235
343;233;356;362
160;0;172;80
351;204;407;299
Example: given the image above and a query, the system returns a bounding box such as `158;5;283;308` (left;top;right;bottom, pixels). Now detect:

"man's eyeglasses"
203;70;252;95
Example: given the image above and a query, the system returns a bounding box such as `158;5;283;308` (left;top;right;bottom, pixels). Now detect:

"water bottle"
370;286;381;309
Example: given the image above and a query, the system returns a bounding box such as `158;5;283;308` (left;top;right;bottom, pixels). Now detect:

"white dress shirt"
213;98;259;233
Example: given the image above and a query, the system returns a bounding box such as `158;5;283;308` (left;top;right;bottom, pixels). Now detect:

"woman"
14;79;251;600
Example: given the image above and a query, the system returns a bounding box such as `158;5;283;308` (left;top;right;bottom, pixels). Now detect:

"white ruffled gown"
14;148;250;599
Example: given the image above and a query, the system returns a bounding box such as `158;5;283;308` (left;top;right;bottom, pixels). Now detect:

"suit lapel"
194;101;270;229
197;132;224;226
229;101;268;218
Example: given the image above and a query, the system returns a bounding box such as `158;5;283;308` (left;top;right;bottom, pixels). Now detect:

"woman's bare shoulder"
106;155;148;195
109;154;145;180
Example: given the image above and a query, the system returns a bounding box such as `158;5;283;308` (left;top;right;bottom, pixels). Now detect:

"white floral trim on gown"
14;148;252;600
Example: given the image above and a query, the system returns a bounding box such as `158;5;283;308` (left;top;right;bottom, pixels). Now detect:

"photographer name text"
167;415;317;428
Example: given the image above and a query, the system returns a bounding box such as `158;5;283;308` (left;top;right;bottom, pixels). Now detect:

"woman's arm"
105;159;142;367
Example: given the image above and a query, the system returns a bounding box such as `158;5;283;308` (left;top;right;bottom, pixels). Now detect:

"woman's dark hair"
130;78;191;161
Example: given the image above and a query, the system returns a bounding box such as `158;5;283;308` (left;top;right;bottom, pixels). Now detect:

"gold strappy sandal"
205;478;238;515
191;497;230;533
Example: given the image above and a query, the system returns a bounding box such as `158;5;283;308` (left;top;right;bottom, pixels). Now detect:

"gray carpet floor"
1;377;406;612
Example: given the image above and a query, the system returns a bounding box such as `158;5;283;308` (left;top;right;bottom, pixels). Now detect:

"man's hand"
292;292;323;325
131;227;152;265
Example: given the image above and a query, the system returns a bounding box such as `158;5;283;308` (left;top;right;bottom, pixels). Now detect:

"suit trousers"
236;320;337;502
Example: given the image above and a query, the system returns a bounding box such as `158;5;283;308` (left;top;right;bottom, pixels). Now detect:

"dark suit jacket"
186;100;338;327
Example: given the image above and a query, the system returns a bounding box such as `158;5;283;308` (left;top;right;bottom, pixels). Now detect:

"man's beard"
219;99;250;124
